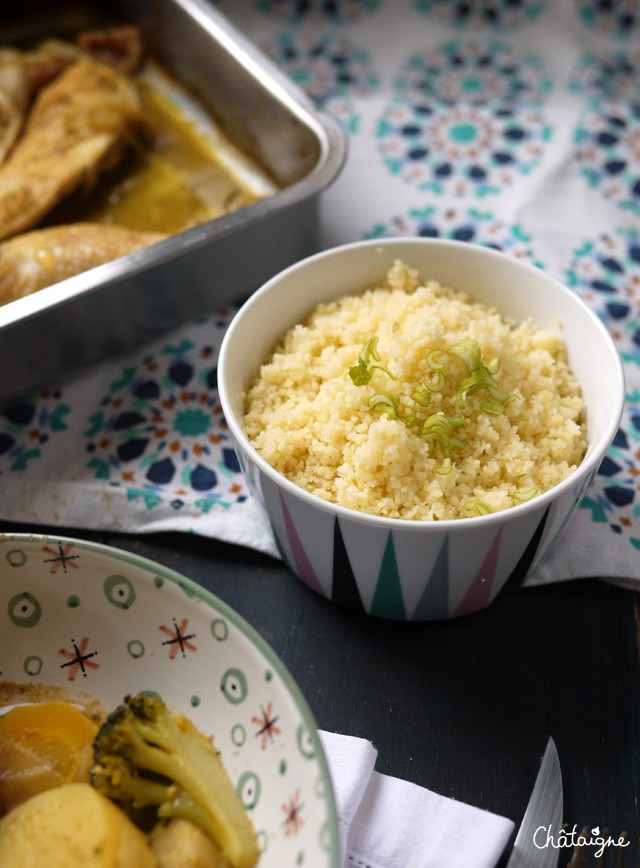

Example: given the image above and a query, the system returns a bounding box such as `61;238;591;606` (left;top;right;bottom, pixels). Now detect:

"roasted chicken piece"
0;27;145;169
0;222;165;303
0;40;94;168
0;49;29;164
21;27;144;92
0;56;145;242
76;25;145;74
22;38;85;93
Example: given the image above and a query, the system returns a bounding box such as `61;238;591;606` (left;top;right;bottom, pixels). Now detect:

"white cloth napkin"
319;731;514;868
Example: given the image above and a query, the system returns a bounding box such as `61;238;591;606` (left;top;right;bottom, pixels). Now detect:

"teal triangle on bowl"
369;532;407;620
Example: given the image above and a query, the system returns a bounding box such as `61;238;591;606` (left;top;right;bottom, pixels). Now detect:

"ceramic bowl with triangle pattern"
218;238;624;621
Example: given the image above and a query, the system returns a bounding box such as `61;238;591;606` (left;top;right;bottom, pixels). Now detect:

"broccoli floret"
90;693;259;868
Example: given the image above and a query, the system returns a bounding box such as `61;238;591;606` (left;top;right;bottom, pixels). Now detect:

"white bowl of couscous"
218;238;624;621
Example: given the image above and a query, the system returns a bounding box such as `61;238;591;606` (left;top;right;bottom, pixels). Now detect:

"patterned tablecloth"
1;0;638;587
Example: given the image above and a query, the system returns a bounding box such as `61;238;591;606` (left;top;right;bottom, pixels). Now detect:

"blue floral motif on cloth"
574;0;640;39
83;331;245;512
376;100;551;196
395;40;551;106
257;0;381;23
0;390;70;473
376;39;552;196
260;30;378;132
573;99;640;217
412;0;545;30
570;49;640;101
0;311;278;551
565;229;640;548
570;49;640;216
364;206;544;267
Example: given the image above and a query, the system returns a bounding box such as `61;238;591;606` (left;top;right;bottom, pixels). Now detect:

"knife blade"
505;737;563;868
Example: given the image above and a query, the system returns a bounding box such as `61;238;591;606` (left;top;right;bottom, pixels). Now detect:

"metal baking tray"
0;0;346;406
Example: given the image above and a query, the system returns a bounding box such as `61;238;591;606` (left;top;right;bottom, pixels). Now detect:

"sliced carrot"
0;702;98;815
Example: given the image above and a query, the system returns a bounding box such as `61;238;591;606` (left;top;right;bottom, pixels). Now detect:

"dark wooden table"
2;519;638;864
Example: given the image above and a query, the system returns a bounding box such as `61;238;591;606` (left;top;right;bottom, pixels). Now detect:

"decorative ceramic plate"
0;533;339;867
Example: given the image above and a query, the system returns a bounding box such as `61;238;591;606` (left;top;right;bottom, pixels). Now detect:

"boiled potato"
150;818;230;868
0;782;157;867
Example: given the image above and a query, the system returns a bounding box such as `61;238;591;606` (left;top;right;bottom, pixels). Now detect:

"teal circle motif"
8;591;42;627
320;819;334;852
6;548;27;568
220;668;248;705
127;640;145;659
237;771;261;810
314;775;327;798
103;574;136;609
66;595;81;608
296;723;316;760
231;723;246;747
211;618;228;641
23;655;43;676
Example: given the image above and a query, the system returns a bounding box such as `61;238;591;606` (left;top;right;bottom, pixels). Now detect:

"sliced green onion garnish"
413;365;446;407
435;458;453;476
450;339;511;413
349;333;518;471
465;500;493;515
480;400;505;415
363;336;380;363
369;391;399;417
456;366;501;410
425;370;446;392
412;385;432;407
401;414;420;428
449;337;482;373
369;392;419;427
349;336;396;386
422;412;468;458
349;358;372;386
426;349;446;371
512;487;541;504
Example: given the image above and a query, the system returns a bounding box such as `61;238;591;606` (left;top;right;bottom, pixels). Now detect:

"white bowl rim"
219;237;626;532
0;530;340;866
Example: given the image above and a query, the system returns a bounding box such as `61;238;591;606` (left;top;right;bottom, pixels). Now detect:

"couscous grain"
242;260;586;520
